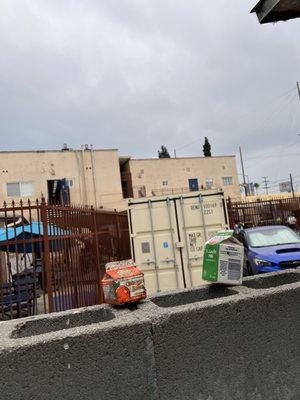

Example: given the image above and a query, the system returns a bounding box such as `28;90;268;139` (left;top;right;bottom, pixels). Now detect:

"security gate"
128;190;228;295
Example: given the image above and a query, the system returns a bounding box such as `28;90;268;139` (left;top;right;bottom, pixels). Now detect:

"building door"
188;178;199;192
48;179;70;205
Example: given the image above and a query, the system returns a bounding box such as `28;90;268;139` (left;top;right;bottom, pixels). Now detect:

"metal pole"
239;146;247;196
81;145;88;205
148;200;160;292
290;173;295;198
262;176;269;195
198;195;208;242
90;144;98;208
75;150;83;203
166;198;179;289
92;207;103;304
179;196;193;287
41;199;54;313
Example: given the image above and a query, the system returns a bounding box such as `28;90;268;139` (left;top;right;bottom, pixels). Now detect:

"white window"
137;186;146;198
7;181;34;197
222;177;233;186
162;180;168;186
205;179;213;189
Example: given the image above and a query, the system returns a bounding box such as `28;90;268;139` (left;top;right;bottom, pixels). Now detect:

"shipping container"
127;190;229;295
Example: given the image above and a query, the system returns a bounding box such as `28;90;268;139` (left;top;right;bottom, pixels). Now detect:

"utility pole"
239;146;248;196
174;149;177;158
262;176;270;195
289;173;295;198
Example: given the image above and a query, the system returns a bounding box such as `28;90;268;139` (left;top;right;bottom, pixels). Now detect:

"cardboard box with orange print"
101;260;147;305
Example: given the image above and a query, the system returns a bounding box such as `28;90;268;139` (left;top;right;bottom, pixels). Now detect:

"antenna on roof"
62;143;69;151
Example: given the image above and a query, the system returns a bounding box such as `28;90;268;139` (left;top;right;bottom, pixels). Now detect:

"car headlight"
253;258;273;266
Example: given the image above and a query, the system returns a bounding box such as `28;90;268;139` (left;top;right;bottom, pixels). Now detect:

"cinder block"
0;305;155;400
150;270;300;400
0;270;299;400
243;269;300;289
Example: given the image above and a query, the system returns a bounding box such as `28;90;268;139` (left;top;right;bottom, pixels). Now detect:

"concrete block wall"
0;269;299;400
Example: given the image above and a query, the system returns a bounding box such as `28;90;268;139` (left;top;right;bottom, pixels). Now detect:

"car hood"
250;243;300;263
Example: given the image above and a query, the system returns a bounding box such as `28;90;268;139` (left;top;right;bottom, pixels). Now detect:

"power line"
246;152;300;161
250;91;298;136
269;175;300;184
176;137;203;152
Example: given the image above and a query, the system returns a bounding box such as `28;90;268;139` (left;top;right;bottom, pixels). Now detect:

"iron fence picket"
0;199;130;320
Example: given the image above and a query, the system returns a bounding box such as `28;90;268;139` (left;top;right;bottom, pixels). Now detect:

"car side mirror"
238;235;248;248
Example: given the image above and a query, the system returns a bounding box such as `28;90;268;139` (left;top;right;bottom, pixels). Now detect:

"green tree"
254;182;260;196
203;137;211;157
158;145;171;158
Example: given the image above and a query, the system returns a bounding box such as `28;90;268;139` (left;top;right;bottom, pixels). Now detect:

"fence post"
116;212;122;259
92;207;104;304
279;200;285;225
40;198;54;313
227;197;235;228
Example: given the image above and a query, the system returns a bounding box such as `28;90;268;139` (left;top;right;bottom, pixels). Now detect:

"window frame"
6;181;34;197
222;176;233;186
205;179;213;189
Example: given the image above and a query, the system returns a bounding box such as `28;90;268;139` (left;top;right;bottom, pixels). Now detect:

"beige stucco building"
0;147;124;210
121;156;241;200
0;148;241;211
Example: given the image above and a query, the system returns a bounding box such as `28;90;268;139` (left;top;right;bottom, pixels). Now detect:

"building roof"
0;148;118;154
251;0;300;23
128;155;236;161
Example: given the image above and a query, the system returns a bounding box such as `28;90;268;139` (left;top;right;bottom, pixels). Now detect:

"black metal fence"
0;199;131;320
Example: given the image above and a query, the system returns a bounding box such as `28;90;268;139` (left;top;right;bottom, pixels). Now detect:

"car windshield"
248;228;300;248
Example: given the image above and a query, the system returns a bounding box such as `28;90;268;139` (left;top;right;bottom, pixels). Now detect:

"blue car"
237;225;300;275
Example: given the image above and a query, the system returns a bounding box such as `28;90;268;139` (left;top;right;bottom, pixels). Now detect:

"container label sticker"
141;242;150;253
188;232;203;253
203;202;218;216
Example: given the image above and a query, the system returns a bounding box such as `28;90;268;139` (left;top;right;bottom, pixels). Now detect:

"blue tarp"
0;222;70;253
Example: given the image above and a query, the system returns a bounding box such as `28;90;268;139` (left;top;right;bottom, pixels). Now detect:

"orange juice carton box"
101;260;147;305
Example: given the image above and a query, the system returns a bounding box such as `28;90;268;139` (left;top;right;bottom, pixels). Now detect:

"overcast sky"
0;0;299;193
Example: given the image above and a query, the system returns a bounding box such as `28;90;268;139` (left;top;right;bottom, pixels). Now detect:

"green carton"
202;230;244;285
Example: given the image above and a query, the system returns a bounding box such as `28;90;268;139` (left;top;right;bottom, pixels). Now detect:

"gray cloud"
0;0;299;192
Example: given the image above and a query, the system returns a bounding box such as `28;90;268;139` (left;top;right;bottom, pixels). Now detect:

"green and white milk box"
202;230;244;285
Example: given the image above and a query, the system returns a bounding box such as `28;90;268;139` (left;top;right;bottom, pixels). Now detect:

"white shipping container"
127;190;229;295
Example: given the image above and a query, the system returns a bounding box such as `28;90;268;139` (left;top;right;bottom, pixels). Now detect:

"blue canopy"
0;222;70;253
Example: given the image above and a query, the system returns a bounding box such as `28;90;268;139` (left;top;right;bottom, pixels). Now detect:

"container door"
175;194;228;287
129;199;185;295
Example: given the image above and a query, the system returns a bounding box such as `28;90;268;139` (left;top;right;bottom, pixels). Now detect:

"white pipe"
90;144;98;208
75;150;83;204
81;145;88;204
